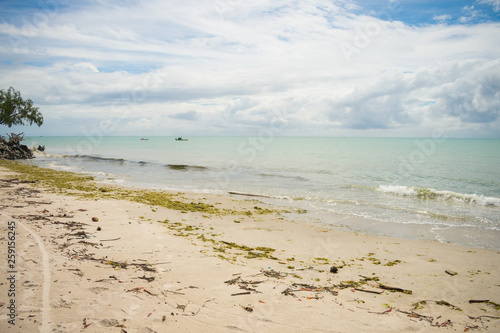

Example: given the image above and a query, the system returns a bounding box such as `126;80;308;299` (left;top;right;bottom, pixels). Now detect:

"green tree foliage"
0;87;43;127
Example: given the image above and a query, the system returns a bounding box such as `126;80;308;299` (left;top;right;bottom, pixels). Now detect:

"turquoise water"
22;136;500;249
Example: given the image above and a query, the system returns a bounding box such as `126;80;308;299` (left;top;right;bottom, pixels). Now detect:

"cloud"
324;59;500;133
433;14;452;23
477;0;500;12
0;0;499;138
459;5;484;23
169;110;197;121
72;62;99;73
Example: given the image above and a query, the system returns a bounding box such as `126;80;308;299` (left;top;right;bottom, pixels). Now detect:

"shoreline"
1;162;499;332
26;149;500;251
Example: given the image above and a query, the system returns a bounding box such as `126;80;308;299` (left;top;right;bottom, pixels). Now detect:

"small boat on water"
140;138;149;140
175;137;188;141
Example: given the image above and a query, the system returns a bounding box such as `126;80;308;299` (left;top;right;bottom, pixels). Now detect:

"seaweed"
384;259;402;266
253;206;275;214
0;160;222;214
487;301;500;311
436;300;462;311
214;241;279;260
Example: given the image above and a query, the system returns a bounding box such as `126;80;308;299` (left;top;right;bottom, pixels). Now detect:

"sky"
0;0;499;138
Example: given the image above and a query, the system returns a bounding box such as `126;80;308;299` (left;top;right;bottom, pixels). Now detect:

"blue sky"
1;0;499;137
356;0;499;25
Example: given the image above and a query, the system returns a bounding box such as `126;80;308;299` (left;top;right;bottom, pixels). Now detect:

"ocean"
20;136;500;250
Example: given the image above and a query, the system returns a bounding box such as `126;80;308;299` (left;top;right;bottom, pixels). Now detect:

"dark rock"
0;133;34;160
330;266;338;274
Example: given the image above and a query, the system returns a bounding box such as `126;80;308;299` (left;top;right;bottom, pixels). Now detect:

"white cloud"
327;60;500;130
477;0;500;12
433;14;452;23
459;5;483;23
72;62;99;73
0;0;499;137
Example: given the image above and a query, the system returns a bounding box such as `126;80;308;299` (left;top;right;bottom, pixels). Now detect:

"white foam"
46;162;81;172
377;185;416;196
377;185;500;207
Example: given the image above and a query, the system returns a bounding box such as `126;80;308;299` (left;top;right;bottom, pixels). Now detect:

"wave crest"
377;185;500;206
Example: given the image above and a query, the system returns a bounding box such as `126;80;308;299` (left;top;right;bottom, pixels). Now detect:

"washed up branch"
397;309;434;324
232;292;251;296
379;284;412;294
355;288;384;294
127;287;156;296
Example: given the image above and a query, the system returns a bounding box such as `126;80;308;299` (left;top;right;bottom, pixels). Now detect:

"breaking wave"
377;185;500;207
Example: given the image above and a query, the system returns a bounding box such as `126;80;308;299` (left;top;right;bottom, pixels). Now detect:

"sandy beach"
1;163;499;333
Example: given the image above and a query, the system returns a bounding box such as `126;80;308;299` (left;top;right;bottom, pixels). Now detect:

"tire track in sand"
8;214;52;333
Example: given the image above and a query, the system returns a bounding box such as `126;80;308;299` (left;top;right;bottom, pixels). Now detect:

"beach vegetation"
197;234;216;244
213;247;226;253
0;87;43;127
415;187;437;199
362;276;380;282
436;300;462;311
130;191;220;213
255;246;276;252
340;280;361;287
210;241;280;261
468;270;481;276
1;160;286;219
217;254;235;262
0;159;96;192
384;259;402;266
314;257;330;263
221;241;253;252
253;206;275;214
412;300;427;310
1;160;292;264
182;225;199;232
487;301;500;310
0;160;226;214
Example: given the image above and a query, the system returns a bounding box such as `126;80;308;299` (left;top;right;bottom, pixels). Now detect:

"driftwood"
0;133;34;160
231;292;251;296
379;284;412;294
355;288;384;294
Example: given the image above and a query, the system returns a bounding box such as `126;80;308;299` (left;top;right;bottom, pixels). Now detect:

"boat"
140;138;149;140
175;137;188;141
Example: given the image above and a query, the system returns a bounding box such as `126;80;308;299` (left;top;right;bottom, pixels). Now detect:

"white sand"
1;166;499;332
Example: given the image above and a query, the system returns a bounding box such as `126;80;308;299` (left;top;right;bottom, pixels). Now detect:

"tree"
0;87;43;127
